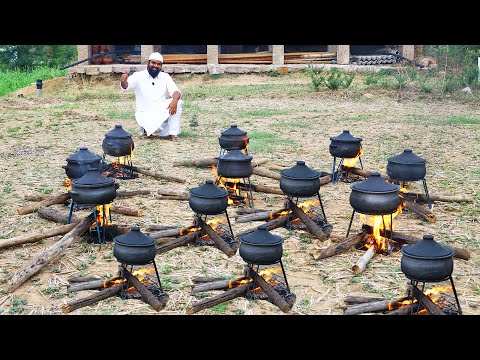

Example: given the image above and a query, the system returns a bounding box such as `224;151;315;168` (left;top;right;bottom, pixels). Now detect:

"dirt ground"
0;71;478;316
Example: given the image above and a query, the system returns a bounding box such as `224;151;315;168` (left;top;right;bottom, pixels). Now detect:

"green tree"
0;45;77;70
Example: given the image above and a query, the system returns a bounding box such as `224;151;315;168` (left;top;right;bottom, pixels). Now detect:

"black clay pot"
387;149;427;182
280;160;320;197
102;124;134;157
239;224;284;265
218;124;249;151
189;179;229;215
350;172;400;215
62;147;103;180
113;227;156;265
217;148;253;179
401;234;454;282
68;168;119;204
329;130;363;159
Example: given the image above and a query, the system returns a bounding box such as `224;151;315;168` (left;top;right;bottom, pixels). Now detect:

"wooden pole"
409;283;446;315
110;205;143;217
122;267;166;312
288;199;328;241
17;193;70;215
190;276;247;294
61;284;123;313
235;209;288;223
403;199;436;223
7;213;95;292
352;245;376;274
157;187;190;197
117;189;151;197
225;181;284;195
196;217;236;257
156;231;199;254
252;167;281;180
149;225;199;240
236;214;289;237
343;296;409;315
66;277;123;292
311;231;368;260
186;283;250;314
124;164;186;183
37;206;78;224
0;223;78;250
249;267;292;313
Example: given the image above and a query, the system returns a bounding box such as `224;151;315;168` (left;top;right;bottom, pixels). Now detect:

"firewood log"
190;276;247;293
196;217;236;257
37;206;79;224
343;295;409;315
7;213;95;292
310;231;368;260
124;165;185;183
155;231;199;254
17;193;70;215
186;283;251;314
122;267;166;312
249;267;291;313
403;199;436;223
352;245;376;274
62;284;123;313
0;223;78;250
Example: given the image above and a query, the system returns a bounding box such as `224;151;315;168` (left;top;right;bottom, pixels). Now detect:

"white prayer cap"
149;52;164;63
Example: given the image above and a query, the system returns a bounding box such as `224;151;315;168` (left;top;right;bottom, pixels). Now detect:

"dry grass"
0;72;478;316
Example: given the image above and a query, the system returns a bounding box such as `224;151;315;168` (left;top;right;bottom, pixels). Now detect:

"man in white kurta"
120;52;183;141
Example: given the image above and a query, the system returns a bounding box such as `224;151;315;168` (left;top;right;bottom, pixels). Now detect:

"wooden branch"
124;164;186;183
252;167;281;180
403;192;473;203
235;209;288;223
117;189;151;197
343;296;409;315
61;284;123;313
249;267;292;313
289;199;328;241
409;283;446;315
385;303;420;315
362;225;471;261
186;283;251;314
403;199;436;223
345;167;375;178
196;217;236;257
145;225;178;231
67;277;123;292
344;295;390;305
17;193;70;215
122;267;166;312
156;231;199;254
224;181;284;195
352;245;376;275
0;223;78;250
24;193;53;202
157;187;189;197
110;204;143;217
319;174;333;185
234;208;269;215
311;231;368;260
7;213;95;292
191;276;247;294
236;214;289;237
37;206;78;224
173;157;268;168
191;276;229;284
156;194;190;201
149;225;199;240
67;275;103;283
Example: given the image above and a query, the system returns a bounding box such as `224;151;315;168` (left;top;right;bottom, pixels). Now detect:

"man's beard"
148;67;160;78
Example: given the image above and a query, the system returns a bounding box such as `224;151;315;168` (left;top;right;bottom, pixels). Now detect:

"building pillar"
272;45;284;65
401;45;415;60
337;45;350;65
141;45;155;64
327;45;337;53
77;45;89;61
207;45;219;66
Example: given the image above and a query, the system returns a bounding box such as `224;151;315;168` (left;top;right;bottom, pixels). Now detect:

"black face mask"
148;67;160;78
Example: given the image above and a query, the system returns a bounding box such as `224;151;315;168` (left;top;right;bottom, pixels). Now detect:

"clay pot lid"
401;234;454;259
73;168;114;186
218;148;253;162
66;147;102;163
388;149;426;165
330;130;362;143
240;224;283;246
114;227;155;247
350;172;399;193
189;179;228;198
220;124;248;136
280;161;320;180
105;124;132;139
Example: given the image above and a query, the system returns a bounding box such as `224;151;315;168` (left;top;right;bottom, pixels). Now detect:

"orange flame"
91;203;113;228
211;164;247;204
63;178;72;192
343;146;364;168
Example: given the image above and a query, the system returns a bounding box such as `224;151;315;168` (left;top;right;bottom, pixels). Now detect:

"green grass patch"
441;116;480;125
248;131;295;154
237;108;290;118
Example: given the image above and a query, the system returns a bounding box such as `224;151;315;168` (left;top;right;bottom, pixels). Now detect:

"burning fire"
211;164;247;205
64;178;72;192
107;268;156;291
359;202;403;253
342;146;363;168
91;203;113;228
229;267;283;291
388;285;454;313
